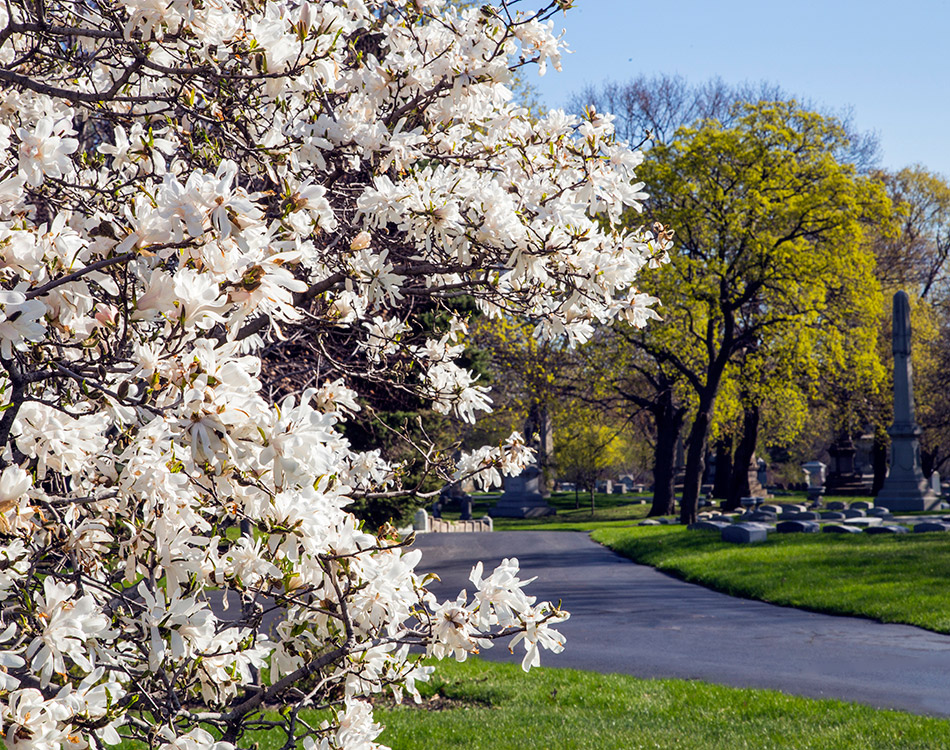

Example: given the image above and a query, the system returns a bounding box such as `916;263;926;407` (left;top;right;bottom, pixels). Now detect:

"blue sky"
529;0;950;176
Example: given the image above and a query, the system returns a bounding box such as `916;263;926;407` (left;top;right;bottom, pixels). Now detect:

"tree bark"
725;404;759;510
680;379;726;524
649;392;684;517
711;437;732;499
680;418;707;524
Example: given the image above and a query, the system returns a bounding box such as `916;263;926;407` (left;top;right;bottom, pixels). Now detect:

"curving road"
414;531;950;717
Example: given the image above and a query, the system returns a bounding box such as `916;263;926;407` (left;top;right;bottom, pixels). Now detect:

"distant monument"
824;435;869;495
876;291;939;511
489;465;556;518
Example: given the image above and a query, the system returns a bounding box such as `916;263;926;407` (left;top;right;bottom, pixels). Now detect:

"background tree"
467;315;578;495
627;101;890;523
554;400;631;512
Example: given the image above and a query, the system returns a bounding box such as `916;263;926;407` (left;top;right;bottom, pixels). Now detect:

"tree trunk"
649;394;684;517
725;404;759;510
922;446;937;480
711;437;732;499
872;428;888;496
680;413;709;525
680;386;721;525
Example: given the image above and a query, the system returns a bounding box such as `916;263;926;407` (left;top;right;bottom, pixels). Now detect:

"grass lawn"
593;525;950;633
371;658;950;749
437;490;654;531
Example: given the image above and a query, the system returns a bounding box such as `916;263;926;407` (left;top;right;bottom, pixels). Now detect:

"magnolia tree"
0;0;667;747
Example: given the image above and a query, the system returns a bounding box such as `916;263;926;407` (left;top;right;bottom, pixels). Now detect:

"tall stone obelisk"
876;291;939;511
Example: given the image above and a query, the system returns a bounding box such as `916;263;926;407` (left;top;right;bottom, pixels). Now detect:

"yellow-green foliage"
554;400;631;486
631;100;890;445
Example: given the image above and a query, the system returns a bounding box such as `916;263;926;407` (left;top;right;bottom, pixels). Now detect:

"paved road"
414;531;950;717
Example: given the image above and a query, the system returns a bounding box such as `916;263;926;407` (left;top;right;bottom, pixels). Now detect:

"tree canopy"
629;100;890;521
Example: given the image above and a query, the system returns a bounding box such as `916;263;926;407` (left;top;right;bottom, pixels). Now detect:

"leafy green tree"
467;315;577;493
629;100;891;523
554;400;631;513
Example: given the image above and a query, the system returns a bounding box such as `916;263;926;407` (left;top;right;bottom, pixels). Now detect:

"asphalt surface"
414;531;950;717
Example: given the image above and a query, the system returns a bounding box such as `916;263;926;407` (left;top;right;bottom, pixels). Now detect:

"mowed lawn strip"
439;491;653;531
593;526;950;633
371;658;950;750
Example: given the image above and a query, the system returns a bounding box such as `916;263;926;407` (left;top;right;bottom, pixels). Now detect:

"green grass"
370;658;950;749
593;525;950;633
437;491;653;531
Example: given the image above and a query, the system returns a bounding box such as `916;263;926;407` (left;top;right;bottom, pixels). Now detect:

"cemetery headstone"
822;524;862;534
412;509;429;532
913;521;950;533
489;465;556;517
688;520;731;532
722;523;769;544
776;520;820;533
787;511;820;520
876;291;939;511
843;517;882;528
741;510;777;523
865;525;909;534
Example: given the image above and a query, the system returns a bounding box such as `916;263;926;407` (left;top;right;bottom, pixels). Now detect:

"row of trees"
471;77;950;525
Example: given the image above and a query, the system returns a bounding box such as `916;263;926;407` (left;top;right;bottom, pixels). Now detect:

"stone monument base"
875;482;939;512
488;495;556;518
825;474;871;496
488;465;556;517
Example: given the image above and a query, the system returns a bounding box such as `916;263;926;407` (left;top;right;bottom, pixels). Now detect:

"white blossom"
0;0;665;746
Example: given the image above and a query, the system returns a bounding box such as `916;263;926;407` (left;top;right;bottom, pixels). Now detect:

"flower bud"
350;231;372;251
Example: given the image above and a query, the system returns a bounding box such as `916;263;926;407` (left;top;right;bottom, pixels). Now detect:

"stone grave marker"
787;511;820;520
776;520;820;534
722;523;769;544
844;517;882;528
489;465;555;518
913;521;950;533
865;525;909;534
688;520;731;532
822;524;862;534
